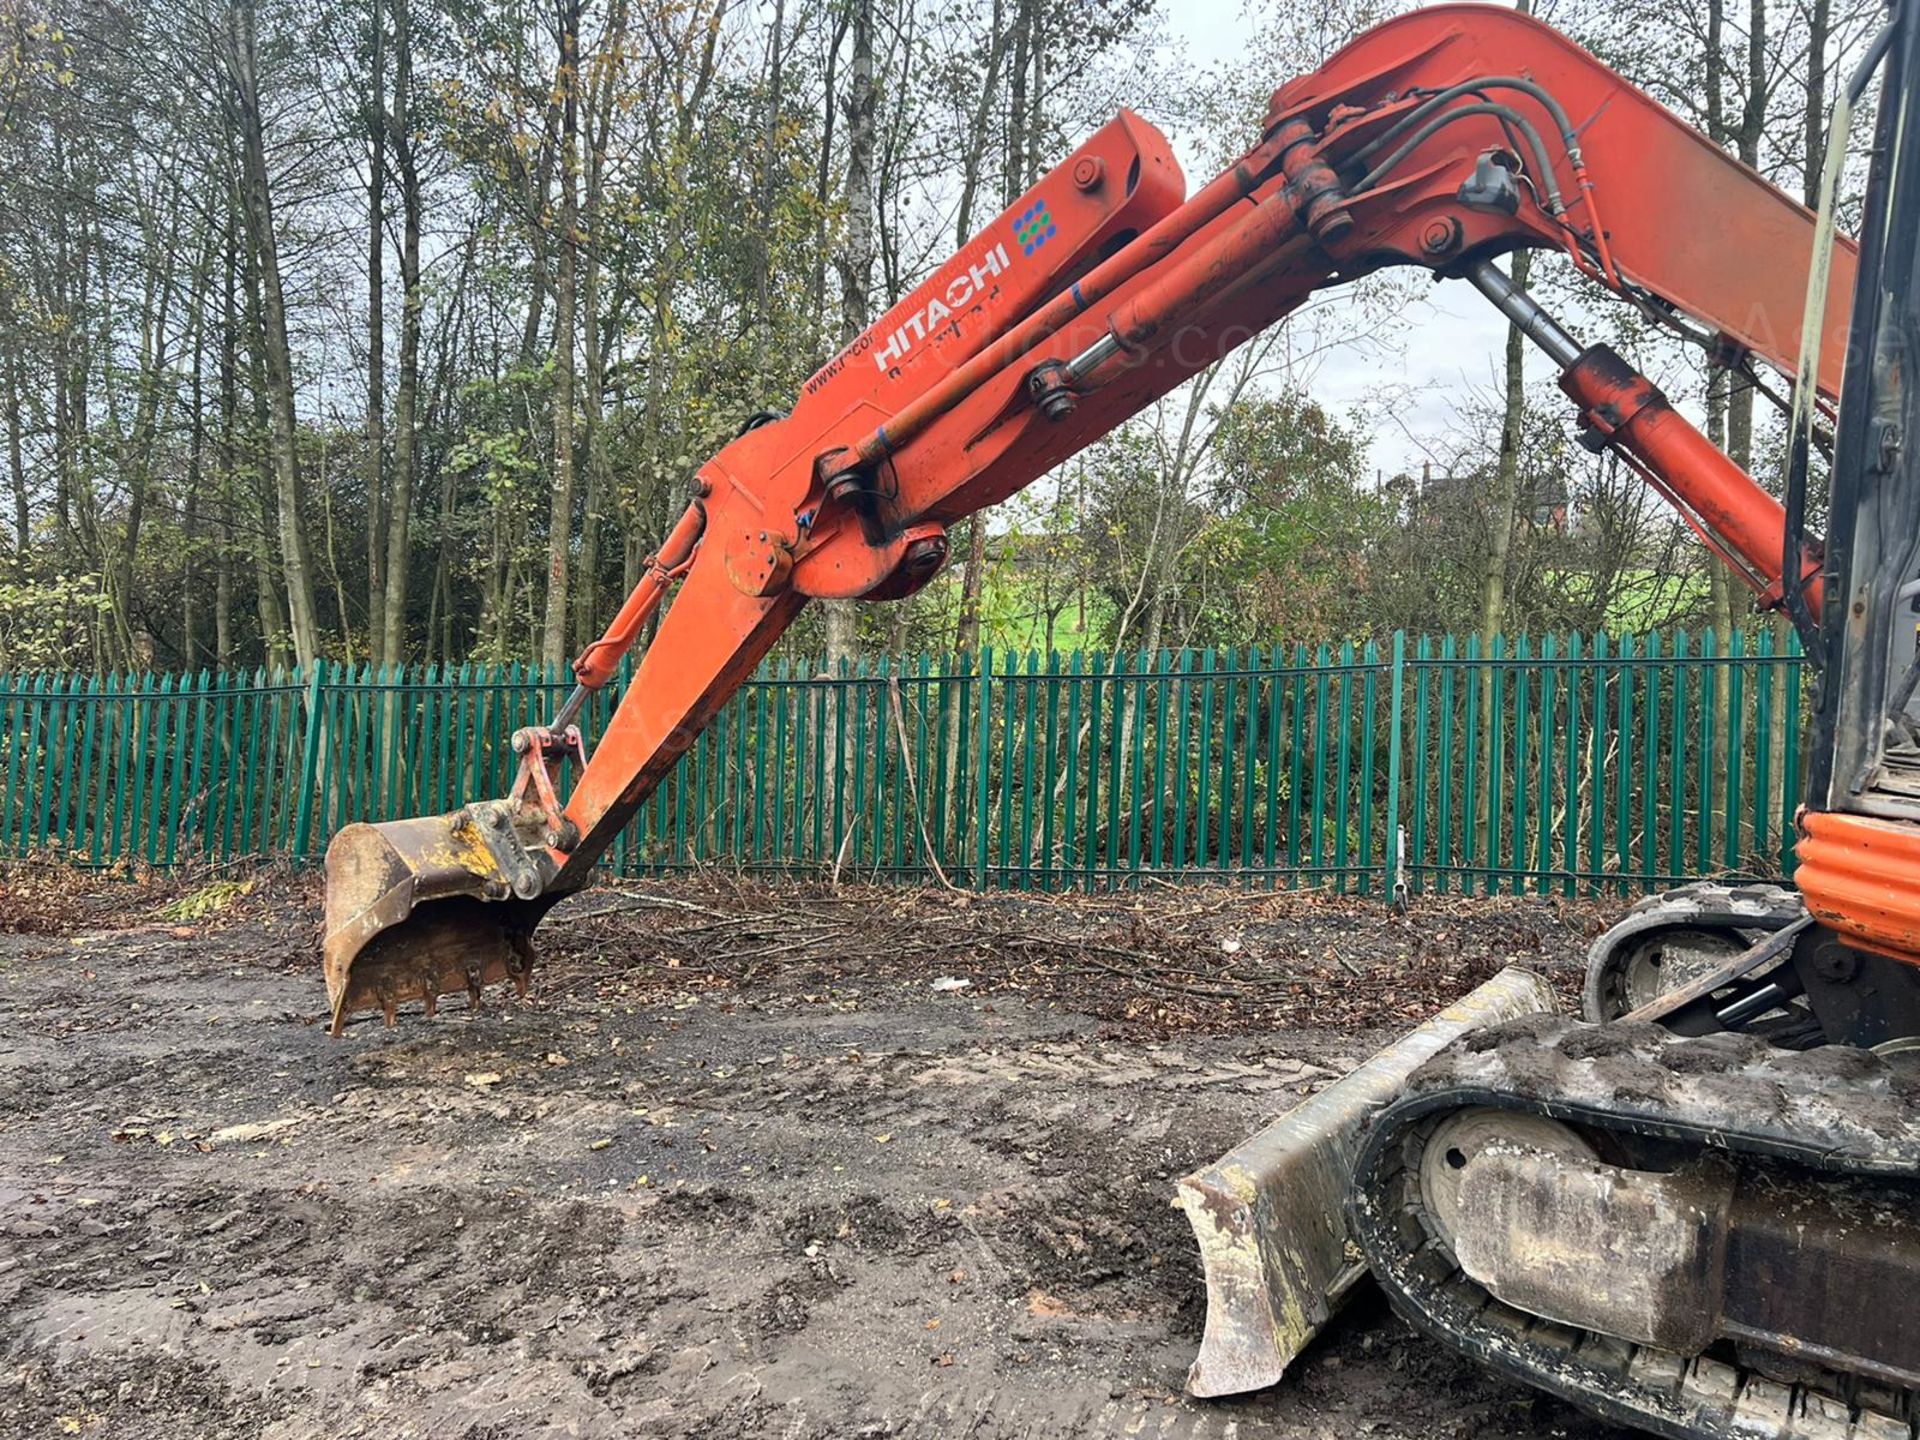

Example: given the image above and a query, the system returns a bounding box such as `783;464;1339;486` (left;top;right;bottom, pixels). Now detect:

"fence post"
974;647;993;889
292;660;329;859
1385;630;1407;909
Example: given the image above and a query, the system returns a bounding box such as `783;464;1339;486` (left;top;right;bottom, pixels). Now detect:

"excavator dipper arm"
321;3;1856;1033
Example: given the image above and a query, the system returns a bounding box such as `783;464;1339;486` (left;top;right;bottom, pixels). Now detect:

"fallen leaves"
533;874;1603;1040
160;879;256;923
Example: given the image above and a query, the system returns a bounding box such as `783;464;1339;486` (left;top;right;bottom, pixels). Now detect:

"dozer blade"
1174;965;1558;1399
321;806;567;1036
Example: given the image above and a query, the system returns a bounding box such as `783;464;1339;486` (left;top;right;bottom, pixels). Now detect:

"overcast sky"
1148;0;1550;481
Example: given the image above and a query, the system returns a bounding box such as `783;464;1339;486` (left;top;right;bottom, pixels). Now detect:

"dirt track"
0;868;1633;1439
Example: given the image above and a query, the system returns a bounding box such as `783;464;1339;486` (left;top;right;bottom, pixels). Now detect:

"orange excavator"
321;6;1920;1435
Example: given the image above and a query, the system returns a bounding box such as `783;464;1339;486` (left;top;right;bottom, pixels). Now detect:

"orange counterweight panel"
1796;810;1920;969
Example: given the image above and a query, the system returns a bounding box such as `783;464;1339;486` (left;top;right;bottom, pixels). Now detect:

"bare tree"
364;0;387;661
220;0;321;673
379;0;422;668
540;0;582;669
1478;0;1534;652
823;0;875;668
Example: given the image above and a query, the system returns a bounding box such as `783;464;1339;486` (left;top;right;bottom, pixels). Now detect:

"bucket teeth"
328;940;539;1036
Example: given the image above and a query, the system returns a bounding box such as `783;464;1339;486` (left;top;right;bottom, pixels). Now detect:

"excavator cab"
1793;8;1920;1029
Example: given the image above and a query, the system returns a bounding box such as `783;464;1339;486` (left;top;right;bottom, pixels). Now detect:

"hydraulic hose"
1346;73;1618;282
1351;102;1564;213
1351;76;1583;176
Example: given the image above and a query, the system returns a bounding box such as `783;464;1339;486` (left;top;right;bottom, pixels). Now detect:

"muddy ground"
0;864;1635;1439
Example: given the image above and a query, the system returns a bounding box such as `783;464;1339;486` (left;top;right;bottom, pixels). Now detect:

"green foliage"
1204;390;1392;640
160;879;255;922
0;573;109;671
0;0;1791;680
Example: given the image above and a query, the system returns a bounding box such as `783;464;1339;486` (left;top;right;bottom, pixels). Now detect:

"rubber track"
1349;1013;1920;1440
1584;882;1806;1022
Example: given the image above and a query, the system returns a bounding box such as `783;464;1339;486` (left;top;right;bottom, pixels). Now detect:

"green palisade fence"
0;631;1808;896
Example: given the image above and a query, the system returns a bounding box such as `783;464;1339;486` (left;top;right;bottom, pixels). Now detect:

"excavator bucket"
1175;966;1558;1398
321;807;557;1036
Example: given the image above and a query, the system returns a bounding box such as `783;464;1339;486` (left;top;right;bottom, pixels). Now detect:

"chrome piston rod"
1463;256;1583;368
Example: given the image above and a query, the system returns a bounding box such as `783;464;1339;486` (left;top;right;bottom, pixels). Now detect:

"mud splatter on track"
0;867;1632;1438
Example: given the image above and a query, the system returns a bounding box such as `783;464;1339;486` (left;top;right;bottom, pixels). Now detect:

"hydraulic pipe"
1101;196;1312;355
1557;350;1824;621
570;500;708;691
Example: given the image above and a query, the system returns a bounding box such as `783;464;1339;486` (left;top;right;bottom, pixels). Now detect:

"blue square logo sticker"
1014;201;1057;256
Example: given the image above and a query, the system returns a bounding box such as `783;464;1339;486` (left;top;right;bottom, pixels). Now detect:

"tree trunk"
571;0;626;651
240;234;290;673
955;520;988;654
824;0;875;668
1006;0;1031;196
1702;367;1738;642
540;0;581;670
1722;0;1765;495
752;0;786;324
5;343;25;566
364;0;387;663
808;7;850;355
1024;0;1044;183
1477;2;1533;874
952;1;1037;657
572;279;609;649
1477;0;1537;648
48;131;85;561
109;197;181;669
380;0;421;668
1805;0;1830;206
1478;253;1529;645
835;0;876;342
225;0;322;673
952;0;1009;249
215;216;239;670
1706;0;1771;854
183;238;210;666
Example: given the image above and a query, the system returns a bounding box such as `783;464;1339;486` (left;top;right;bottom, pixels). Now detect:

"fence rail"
0;630;1807;897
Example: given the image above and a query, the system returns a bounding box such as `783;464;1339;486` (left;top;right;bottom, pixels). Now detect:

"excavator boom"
323;4;1857;1034
319;10;1920;1435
